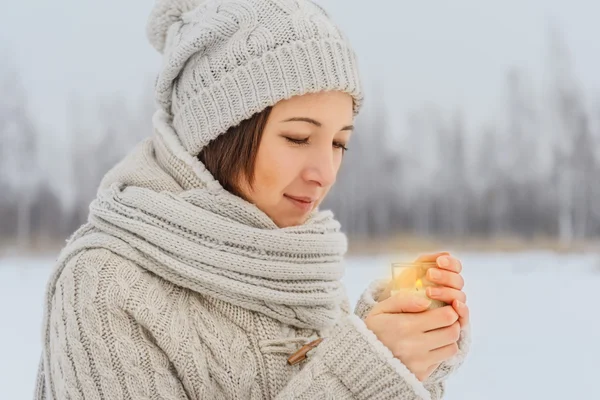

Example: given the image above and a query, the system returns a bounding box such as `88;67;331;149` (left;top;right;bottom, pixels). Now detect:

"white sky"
2;0;600;141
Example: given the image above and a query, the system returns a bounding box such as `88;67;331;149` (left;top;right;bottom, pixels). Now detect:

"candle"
390;261;446;310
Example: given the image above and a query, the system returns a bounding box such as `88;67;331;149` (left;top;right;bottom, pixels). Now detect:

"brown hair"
198;106;272;198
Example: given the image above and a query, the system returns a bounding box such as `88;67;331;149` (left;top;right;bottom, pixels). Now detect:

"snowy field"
1;251;599;400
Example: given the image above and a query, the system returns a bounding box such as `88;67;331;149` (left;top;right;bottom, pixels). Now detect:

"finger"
452;299;470;328
415;251;451;263
370;291;432;316
421;321;461;350
436;255;462;274
417;305;459;332
426;286;466;305
427;268;464;290
427;342;460;366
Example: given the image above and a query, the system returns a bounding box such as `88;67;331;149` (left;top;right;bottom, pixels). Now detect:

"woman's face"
239;91;354;228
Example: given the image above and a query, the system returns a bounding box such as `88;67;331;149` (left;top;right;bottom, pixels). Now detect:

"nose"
302;146;338;188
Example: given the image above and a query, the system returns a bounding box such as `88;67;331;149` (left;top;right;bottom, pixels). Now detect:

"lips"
284;194;316;212
285;195;316;203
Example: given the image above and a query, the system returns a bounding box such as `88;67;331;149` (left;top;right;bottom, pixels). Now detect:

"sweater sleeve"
275;313;436;400
39;251;190;400
353;278;389;320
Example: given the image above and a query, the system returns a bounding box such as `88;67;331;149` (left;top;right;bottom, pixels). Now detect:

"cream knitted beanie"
146;0;363;156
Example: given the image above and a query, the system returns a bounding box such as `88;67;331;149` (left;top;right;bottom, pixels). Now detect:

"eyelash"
284;137;349;152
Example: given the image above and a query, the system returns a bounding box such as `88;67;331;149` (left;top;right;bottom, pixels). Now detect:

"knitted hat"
146;0;363;156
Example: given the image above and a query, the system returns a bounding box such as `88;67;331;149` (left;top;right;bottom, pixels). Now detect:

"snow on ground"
2;252;599;399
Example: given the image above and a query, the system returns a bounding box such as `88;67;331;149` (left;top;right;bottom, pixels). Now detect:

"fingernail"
456;300;464;308
429;268;441;279
437;257;449;268
428;287;441;297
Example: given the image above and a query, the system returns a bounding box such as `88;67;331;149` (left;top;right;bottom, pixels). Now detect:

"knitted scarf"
42;110;348;362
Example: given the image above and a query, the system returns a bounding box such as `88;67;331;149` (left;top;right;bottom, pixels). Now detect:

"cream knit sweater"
35;250;468;400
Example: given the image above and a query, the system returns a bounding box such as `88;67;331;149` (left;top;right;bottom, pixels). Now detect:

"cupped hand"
364;290;461;382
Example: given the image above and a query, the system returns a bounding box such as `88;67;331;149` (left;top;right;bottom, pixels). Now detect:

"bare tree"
0;61;39;249
571;111;595;238
434;110;468;236
545;27;582;245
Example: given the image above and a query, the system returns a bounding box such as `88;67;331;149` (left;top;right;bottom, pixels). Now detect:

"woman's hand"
364;291;461;382
370;251;470;381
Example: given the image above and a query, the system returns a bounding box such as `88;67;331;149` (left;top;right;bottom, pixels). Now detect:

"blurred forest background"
1;29;599;253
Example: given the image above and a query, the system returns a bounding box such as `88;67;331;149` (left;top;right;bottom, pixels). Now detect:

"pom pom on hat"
146;0;203;53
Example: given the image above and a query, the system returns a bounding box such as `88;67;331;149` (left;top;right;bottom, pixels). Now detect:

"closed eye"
284;136;309;145
284;136;349;152
333;141;349;152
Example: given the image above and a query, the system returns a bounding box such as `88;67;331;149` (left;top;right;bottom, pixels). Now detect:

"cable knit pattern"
34;109;469;399
146;0;363;156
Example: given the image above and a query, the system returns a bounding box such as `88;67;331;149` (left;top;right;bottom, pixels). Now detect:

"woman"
35;0;470;399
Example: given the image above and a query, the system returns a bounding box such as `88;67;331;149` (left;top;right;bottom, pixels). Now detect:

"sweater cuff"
353;278;389;320
317;314;431;400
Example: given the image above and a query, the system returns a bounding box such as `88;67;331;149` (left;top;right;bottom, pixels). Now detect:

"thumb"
370;291;431;316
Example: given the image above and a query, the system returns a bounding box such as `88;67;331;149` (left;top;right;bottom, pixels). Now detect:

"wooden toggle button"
287;338;324;366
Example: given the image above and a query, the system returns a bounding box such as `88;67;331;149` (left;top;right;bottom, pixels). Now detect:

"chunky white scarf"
43;110;348;349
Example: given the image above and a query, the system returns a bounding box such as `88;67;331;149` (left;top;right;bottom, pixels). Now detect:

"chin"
274;215;307;228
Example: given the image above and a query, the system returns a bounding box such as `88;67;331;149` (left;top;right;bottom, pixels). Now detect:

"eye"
333;141;349;152
284;136;309;145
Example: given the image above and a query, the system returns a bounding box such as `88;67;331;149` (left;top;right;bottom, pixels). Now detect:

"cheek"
334;154;343;174
253;142;301;193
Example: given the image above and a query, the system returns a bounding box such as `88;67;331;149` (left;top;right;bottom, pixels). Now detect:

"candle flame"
415;279;423;289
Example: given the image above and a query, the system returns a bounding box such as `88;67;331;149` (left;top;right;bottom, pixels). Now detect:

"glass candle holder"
390;261;447;310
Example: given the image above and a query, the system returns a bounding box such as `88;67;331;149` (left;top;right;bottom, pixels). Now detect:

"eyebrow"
281;117;354;131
